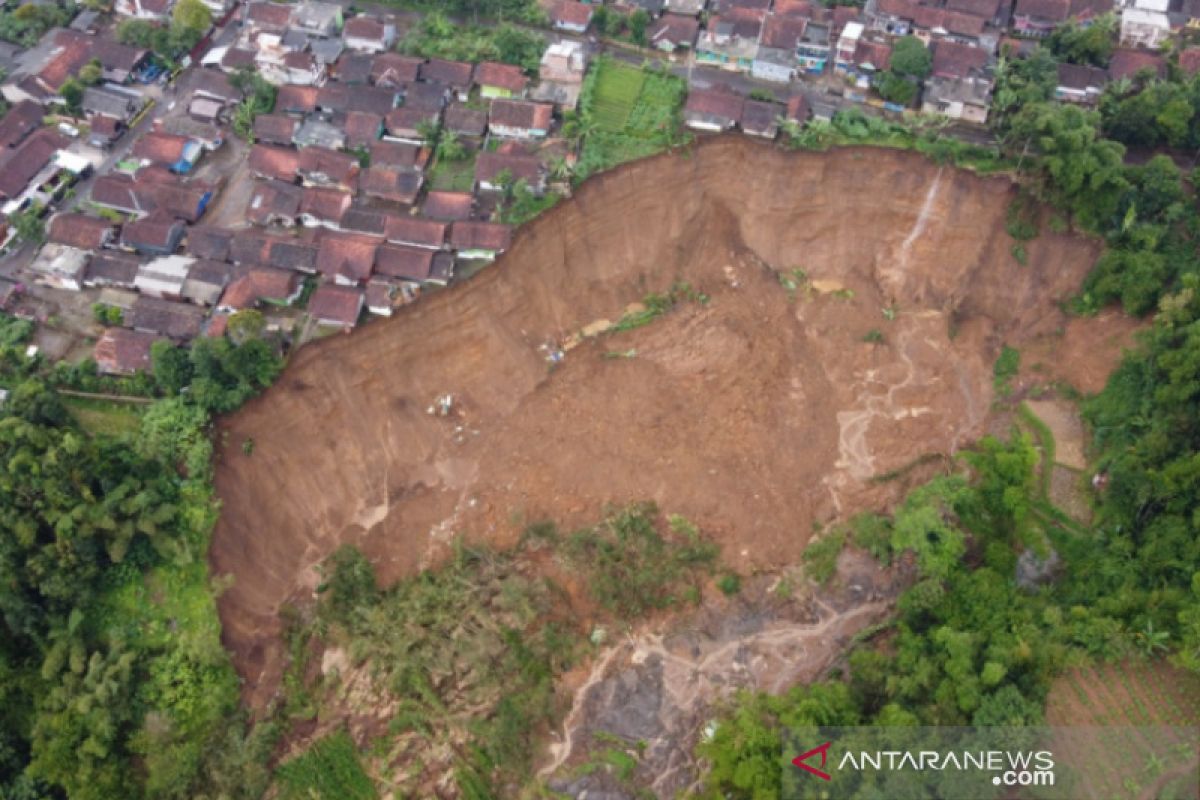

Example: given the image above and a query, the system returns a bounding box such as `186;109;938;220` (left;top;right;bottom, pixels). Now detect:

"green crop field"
577;58;686;180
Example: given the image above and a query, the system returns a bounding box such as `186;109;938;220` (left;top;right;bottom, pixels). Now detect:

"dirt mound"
212;139;1111;709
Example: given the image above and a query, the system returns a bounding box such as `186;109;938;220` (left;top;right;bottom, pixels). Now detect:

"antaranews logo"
791;742;832;781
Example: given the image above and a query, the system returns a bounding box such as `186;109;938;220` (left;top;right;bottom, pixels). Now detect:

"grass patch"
1017;402;1057;500
802;528;847;584
993;345;1021;398
429;152;477;192
62;395;144;437
276;731;376;800
611;281;707;333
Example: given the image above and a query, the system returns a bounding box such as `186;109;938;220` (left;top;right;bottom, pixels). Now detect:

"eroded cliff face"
211;139;1107;709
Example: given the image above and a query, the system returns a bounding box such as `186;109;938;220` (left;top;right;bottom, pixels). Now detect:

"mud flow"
212;139;1118;709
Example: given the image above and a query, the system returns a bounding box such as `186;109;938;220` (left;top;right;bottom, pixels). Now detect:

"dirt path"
210;140;1120;710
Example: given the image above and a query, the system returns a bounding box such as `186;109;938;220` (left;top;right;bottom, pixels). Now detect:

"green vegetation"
802;528;847;584
575;58;687;180
276;731;376;800
876;36;931;106
992;345;1020;397
399;12;545;71
282;504;721;797
115;0;209;65
230;69;277;142
0;2;73;48
1046;15;1116;68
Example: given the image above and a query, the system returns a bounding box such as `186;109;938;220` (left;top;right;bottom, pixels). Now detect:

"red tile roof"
275;84;320;114
370;139;428;169
649;14;701;47
359;166;423;204
317;233;378;283
94;328;156;375
297;146;360;185
46;213;113;250
384;216;446;249
132;132;191;166
930;40;987;79
684;88;745;122
475;151;542;185
375;243;434;280
0;128;67;199
450;221;511;253
344;16;387;41
371;52;422;86
342;111;383;148
248;144;302;181
422;191;474;221
246;1;293;29
475;61;528;92
307;284;363;327
552;0;595;27
1013;0;1069;21
0;101;46;149
300;186;352;223
253;114;299;145
760;15;807;48
488;99;553;132
221;267;299;309
419;58;474;87
1108;48;1165;81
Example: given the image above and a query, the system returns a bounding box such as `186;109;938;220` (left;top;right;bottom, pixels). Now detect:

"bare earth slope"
212;139;1108;708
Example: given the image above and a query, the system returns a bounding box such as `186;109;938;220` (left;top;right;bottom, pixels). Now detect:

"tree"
9;207;44;244
877;71;919;105
58;78;83;116
890;36;932;79
436;132;467;162
226;309;265;346
171;0;212;36
629;9;649;46
152;340;193;395
78;59;102;87
1047;15;1116;67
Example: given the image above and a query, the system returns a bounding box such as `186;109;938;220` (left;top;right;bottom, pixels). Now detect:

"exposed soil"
211;139;1120;711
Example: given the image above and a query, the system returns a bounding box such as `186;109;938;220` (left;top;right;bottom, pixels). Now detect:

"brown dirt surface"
211;139;1122;710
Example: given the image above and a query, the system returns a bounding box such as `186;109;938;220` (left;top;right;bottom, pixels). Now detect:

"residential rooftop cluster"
0;0;1194;370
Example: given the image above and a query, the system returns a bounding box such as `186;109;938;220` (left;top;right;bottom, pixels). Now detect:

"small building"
450;221;511;261
475;151;545;194
552;0;595;32
375;243;435;282
292;0;343;37
134;253;194;297
88;115;126;149
795;21;831;74
94;328;157;375
299;185;352;227
683;87;744;131
128;295;206;341
371;53;422;87
308;284;363;329
1012;0;1070;36
123;213;187;256
385;216;447;250
181;259;232;306
343;15;396;53
254;113;301;146
445;104;488;138
696;13;763;71
132;132;203;174
317;233;377;284
30;244;88;291
359;166;423;205
249;144;303;182
46;213;115;251
422;191;474;222
1107;48;1165;81
534;41;588;108
666;0;707;13
82;83;144;122
419;59;474;102
297;147;360;189
1055;62;1106;105
649;14;701;51
186;226;234;261
219;267;301;310
751;46;796;83
488;99;553;139
1120;8;1170;49
247;179;303;226
294;117;348;150
740;99;781;138
343;111;384;149
385;106;440;142
85;251;140;289
476;62;529;99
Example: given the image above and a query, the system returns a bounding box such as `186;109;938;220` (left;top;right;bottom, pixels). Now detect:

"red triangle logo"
792;741;832;781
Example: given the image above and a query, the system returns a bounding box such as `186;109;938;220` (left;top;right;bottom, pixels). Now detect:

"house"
88;115;126;149
835;20;863;70
254;114;301;146
371;53;422;87
181;259;232;305
785;93;810;125
132;132;203;174
85;252;140;289
339;208;389;237
186;226;234;261
419;59;474;102
94;328;157;375
488;99;553;139
922;72;991;122
1012;0;1069;36
476;62;529;99
294;117;347;150
123;212;187;256
244;1;295;33
649;14;701;51
134;253;193;297
0;101;46;149
219;267;301;310
450;221;511;261
445;104;489;138
423;191;474;221
191;69;244;107
751;15;806;81
0;128;69;203
1;30;94;106
1056;62;1106;104
299;185;352;226
219;47;258;73
91;172;214;222
308;284;363;329
129;296;206;340
684;87;744;131
343;111;384;148
249;144;303;182
188;97;224;125
795;21;831;74
316;233;377;284
404;82;451;112
1107;48;1165;81
82;84;144;121
46;213;114;251
336;52;375;84
552;0;595;32
385;216;447;250
533;40;588;107
365;279;396;315
375;243;435;282
359;166;423;204
838;38;892;87
267;239;319;273
292;0;343;37
316;83;397;115
90;39;151;84
385;107;440;142
696;12;763;71
740;100;781;138
30;244;88;291
371;140;429;170
247;180;303;225
475;151;545;193
275;84;321;115
343;16;397;53
297;148;357;189
1120;8;1170;49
